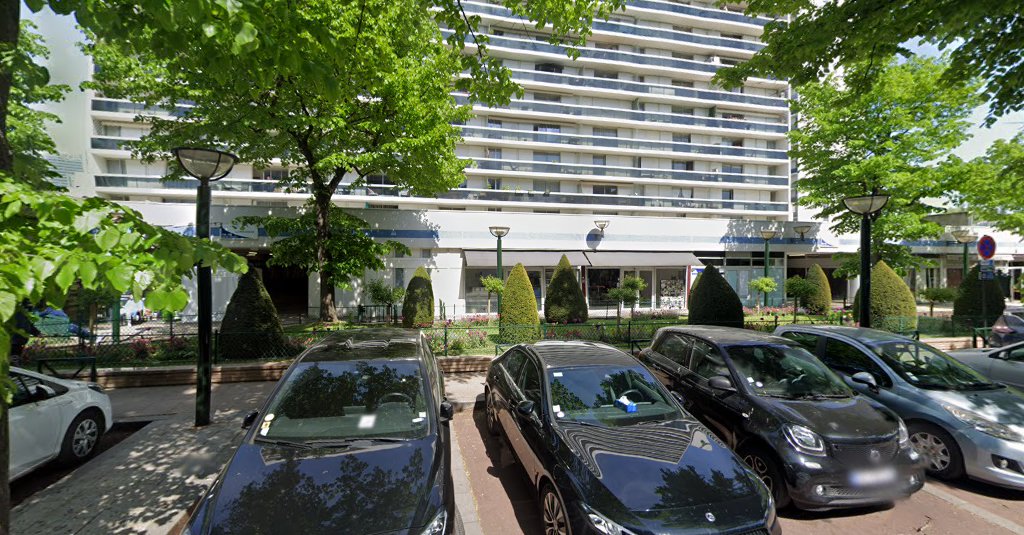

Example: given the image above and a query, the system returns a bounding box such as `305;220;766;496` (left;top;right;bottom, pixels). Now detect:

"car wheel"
540;484;572;535
908;422;964;480
740;446;791;509
58;410;104;464
485;389;500;437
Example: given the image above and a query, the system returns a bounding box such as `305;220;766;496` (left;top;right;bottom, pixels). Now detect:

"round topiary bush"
851;261;918;332
402;267;435;327
687;265;743;328
220;269;288;360
500;263;540;343
953;264;1006;327
805;264;833;315
544;254;588;324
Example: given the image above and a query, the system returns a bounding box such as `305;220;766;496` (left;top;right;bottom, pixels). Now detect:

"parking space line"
923;484;1024;534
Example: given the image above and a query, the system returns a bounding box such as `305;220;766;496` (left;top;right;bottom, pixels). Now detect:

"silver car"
774;325;1024;490
949;342;1024;390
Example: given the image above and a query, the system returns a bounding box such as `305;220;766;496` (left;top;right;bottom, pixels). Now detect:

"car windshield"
548;365;683;427
867;340;998;390
258;360;429;442
726;343;852;399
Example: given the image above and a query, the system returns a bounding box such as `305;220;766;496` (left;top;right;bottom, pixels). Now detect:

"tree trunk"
314;193;338;322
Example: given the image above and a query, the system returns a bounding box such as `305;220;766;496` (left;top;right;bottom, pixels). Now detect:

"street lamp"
843;192;890;329
173;147;237;427
759;227;779;308
489;226;510;326
594;220;610;234
793;224;813;242
951;227;977;278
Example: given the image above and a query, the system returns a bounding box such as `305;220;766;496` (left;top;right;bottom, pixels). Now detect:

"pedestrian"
11;300;41;362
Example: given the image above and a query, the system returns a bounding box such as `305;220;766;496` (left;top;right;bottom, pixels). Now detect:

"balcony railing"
456;95;788;134
462;1;766;52
460;126;788;160
91;99;191;117
441;188;787;212
470;158;787;185
91;137;136;150
95;175;281;192
510;69;786;109
627;0;772;27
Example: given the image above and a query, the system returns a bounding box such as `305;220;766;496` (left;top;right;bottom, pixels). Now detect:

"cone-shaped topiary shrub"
501;263;540;343
544;255;588;324
851;261;918;332
805;264;833;315
954;264;1006;327
687;272;702;308
220;269;287;360
402;267;434;327
688;265;744;327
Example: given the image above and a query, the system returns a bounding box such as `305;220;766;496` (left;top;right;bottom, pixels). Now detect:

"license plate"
849;467;897;487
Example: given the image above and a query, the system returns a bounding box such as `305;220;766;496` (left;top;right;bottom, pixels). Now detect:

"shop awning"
584;251;703;267
463;250;589;267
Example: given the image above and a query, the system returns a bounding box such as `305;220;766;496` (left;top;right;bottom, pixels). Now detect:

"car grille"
830;438;899;467
737;530;770;535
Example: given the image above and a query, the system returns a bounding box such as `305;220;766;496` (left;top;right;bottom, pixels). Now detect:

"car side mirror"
515;400;536;417
671;391;686;405
241;410;259;429
439;400;455;422
708;375;735;393
851;372;879;391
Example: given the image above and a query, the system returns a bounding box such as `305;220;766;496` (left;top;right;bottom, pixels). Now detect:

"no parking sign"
977;235;996;260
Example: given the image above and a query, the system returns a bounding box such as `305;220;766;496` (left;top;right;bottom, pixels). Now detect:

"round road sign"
977;235;996;260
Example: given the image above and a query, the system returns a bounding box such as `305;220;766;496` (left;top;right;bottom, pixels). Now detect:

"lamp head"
488;226;510;238
843;194;890;216
950;227;977;244
594;220;610;233
759;228;779;240
173;147;237;181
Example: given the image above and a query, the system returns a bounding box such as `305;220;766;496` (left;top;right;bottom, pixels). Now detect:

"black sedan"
185;328;455;535
485;340;779;535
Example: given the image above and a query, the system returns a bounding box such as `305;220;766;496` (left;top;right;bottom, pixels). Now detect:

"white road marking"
922;484;1024;534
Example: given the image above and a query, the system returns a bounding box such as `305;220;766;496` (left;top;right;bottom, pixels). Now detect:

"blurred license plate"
849;467;897;487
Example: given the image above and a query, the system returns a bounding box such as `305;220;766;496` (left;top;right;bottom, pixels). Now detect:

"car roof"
300;328;423;362
776;325;911;343
656;325;793;345
524;341;636;369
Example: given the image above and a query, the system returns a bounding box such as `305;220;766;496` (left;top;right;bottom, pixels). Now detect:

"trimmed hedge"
402;267;434;327
805;264;833;315
954;264;1006;326
688;265;743;327
500;263;540;343
851;261;918;331
220;269;288;360
544;254;588;324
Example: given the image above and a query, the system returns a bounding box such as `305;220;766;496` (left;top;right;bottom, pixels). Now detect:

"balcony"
509;69;786;109
95;175;281;192
627;0;772;27
441;188;787;212
91;137;136;150
460;126;787;160
91;99;191;117
470;158;787;186
455;95;788;134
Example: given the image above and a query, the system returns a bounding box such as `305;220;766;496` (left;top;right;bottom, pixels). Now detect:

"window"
503;350;525;380
677;188;693;198
486;119;502;128
593;185;618;195
722;164;743;174
106;160;127;174
518;358;543;408
595;42;619;50
821;339;891;387
487;207;502;212
721;189;734;200
534;124;561;133
722;33;744;40
673;133;691;143
594;70;618;79
721;112;745;120
689;340;731;382
485;147;502;159
1007;346;1024;362
671;106;695;115
533;151;561;163
102;125;122;137
672;161;694;171
672;25;693;33
258;169;290;181
394;268;405;289
534;209;560;214
593;155;607;166
534;63;562;73
533;180;560;193
366;174;392;186
780;332;821;353
671;79;694;88
11;373;41;407
672;52;695;60
655;334;691;366
486;178;502;190
533;93;562;102
593;127;618;137
723;138;744;147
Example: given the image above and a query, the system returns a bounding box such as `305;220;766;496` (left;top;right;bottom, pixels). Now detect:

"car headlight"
420;509;446;535
783;424;826;456
898;419;910;446
585;506;636;535
943;404;1023;442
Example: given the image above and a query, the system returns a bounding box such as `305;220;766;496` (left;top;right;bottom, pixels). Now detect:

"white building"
30;1;1023;320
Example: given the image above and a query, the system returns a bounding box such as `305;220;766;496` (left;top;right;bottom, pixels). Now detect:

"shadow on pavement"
781;501;893;521
933;476;1024;501
471;401;545;535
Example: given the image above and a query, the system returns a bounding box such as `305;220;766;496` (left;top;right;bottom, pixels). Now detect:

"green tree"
220;269;287;360
852;261;919;332
544;255;587;324
500;263;539;343
748;277;778;312
953;265;1006;327
401;267;434;328
920;287;960;317
687;272;702;307
480;275;504;319
687;266;744;328
606;274;646;325
785;276;817;322
714;0;1019;125
365;278;405;324
805;265;833;316
783;57;980;277
951;133;1024;237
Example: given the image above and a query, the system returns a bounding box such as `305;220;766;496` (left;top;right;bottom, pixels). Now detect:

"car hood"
760;395;897;441
194;437;441;535
557;420;768;531
922;387;1024;429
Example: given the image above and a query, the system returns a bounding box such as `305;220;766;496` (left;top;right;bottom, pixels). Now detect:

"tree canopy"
951;133;1024;237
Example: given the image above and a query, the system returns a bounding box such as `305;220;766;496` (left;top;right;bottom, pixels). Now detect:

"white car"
9;367;113;480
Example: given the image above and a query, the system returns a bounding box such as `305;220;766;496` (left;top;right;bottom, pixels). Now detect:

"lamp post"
793;224;813;242
843;192;890;329
489;226;510;326
951;227;977;279
173;147;237;427
759;228;779;308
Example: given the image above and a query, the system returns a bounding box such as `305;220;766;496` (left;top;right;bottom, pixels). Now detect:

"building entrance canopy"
463;250;703;268
584;251;703;267
463;250;589;267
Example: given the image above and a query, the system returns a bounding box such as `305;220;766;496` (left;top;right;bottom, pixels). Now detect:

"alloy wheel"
744;453;775;493
910;431;951;471
542;490;569;535
72;418;99;458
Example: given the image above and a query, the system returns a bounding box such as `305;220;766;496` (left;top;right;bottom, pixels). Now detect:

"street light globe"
594;220;610;232
488;226;510;238
173;147;238;181
843;194;890;216
759;228;779;240
793;224;813;236
951;227;977;244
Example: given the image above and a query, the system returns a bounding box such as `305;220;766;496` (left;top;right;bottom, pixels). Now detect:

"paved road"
454;402;1024;535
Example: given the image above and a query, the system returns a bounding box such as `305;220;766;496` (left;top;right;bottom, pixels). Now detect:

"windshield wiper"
760;393;798;400
560;419;605;428
253;437;314;450
794;393;850;400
